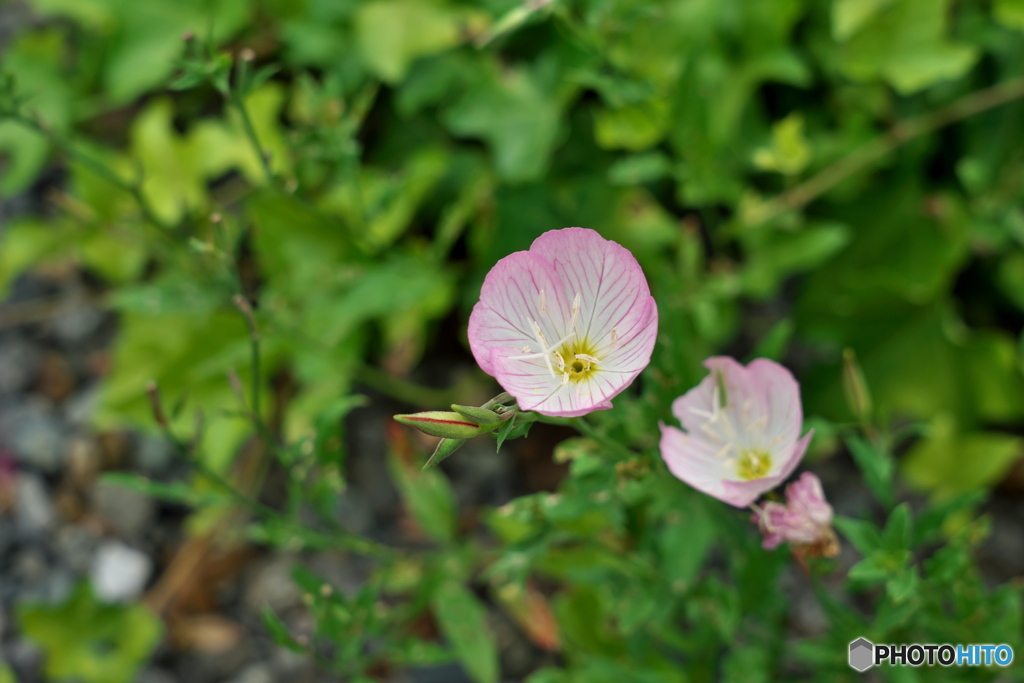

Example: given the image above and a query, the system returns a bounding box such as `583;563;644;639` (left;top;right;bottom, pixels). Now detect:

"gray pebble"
6;404;66;473
54;524;100;573
137;668;179;683
15;472;57;535
245;556;301;613
135;435;176;476
226;663;274;683
49;292;104;347
0;335;40;395
90;478;156;539
64;384;100;426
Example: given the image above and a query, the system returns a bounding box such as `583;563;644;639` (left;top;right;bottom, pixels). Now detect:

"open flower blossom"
659;357;812;507
468;228;658;417
753;472;839;557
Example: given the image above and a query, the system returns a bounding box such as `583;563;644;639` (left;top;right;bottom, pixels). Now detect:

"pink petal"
599;297;659;375
492;347;617;417
468;251;571;376
530;228;653;355
659;424;733;500
746;358;803;446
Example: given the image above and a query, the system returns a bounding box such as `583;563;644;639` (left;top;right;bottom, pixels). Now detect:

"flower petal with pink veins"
468;228;657;417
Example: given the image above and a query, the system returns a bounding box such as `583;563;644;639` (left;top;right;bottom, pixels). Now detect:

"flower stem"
534;414;636;460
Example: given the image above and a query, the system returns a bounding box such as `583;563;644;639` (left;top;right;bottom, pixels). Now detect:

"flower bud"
394;411;495;439
842;348;873;423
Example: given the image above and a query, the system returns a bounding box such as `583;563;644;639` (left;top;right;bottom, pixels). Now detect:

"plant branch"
754;76;1024;225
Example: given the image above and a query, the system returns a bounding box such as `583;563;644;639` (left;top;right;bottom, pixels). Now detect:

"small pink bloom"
753;472;838;556
468;228;658;417
659;356;812;507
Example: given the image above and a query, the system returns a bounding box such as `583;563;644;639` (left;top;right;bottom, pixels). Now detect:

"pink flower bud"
753;472;839;556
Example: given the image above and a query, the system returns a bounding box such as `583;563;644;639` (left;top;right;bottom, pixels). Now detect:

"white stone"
91;540;153;602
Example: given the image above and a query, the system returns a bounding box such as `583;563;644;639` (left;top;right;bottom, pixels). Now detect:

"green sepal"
423;438;467;470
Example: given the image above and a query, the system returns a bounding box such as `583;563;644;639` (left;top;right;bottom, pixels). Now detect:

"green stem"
755;76;1024;225
4;111;176;232
533;414;637;460
355;363;462;407
234;97;276;184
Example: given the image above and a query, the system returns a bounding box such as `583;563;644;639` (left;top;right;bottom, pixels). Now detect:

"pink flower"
753;472;838;556
659;357;812;507
468;228;658;417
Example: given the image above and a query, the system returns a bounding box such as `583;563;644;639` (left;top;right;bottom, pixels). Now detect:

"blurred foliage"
17;583;163;683
2;0;1024;680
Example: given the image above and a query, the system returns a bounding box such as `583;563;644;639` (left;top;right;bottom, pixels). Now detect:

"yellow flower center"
737;449;772;480
556;338;601;384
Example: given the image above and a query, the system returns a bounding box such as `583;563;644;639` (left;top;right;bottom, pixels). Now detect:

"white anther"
554;351;565;372
746;415;768;432
561;372;570;385
569;293;582;329
575;353;600;371
539;289;547;315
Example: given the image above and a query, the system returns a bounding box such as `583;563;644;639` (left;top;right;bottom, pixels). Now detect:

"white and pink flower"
753;472;839;556
468;228;658;417
659;356;812;507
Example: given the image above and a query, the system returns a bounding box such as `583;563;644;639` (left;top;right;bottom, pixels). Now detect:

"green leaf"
101;472;226;507
422;438;467;469
262;607;304;653
886;566;919;603
18;583;163;683
444;64;561;182
658;505;715;591
432;581;499;683
834;516;881;555
752;113;811;176
848;549;910;583
832;0;977;94
355;0;467;83
594;99;669;151
607;152;672;186
0;29;72;194
846;435;894;507
881;503;912;553
750;318;794;362
994;0;1024;31
0;220;65;297
495;413;519;451
903;417;1023;495
388;448;458;543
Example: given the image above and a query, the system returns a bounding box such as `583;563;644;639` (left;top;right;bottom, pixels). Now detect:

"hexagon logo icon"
849;637;874;672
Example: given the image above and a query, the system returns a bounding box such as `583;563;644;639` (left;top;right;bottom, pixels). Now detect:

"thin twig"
754;77;1024;225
